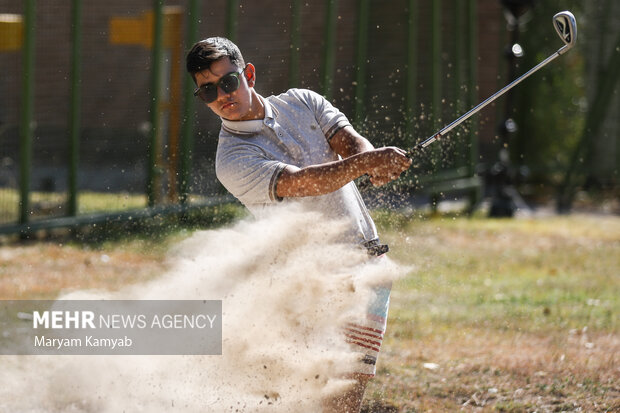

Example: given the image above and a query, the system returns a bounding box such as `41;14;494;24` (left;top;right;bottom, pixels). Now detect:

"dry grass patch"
364;213;619;412
0;240;171;299
0;212;617;411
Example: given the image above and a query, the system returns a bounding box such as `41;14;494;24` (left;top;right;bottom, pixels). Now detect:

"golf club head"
553;11;577;49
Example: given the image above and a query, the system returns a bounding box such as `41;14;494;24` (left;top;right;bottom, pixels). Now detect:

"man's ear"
244;63;256;87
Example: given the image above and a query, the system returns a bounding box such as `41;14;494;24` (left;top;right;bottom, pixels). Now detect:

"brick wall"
0;0;504;193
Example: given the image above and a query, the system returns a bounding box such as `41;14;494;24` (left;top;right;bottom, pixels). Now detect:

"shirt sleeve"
216;142;287;205
292;89;351;141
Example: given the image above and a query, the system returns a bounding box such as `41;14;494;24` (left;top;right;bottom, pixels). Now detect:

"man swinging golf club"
186;10;576;411
186;37;411;412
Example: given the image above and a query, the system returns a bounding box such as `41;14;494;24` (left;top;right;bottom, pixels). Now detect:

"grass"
0;189;148;223
367;212;619;412
380;213;619;334
77;191;147;213
0;203;246;299
0;209;618;411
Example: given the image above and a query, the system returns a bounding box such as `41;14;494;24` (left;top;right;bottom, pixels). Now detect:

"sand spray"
0;206;405;412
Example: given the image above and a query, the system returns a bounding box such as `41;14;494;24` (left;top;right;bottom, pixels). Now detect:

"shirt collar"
220;95;274;136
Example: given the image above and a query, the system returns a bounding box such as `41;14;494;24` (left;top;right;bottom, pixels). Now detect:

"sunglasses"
194;68;245;103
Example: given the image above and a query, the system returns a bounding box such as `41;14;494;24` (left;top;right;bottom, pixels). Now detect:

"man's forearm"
276;146;412;197
276;152;370;197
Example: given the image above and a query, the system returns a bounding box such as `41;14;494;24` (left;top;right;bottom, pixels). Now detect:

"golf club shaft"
408;44;570;156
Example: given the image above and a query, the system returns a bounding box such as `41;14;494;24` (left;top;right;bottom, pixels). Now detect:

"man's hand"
363;147;412;187
329;126;411;187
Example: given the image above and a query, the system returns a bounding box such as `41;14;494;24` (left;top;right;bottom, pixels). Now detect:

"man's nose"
216;84;230;100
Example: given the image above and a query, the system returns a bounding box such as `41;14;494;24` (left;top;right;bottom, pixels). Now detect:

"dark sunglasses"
194;68;245;103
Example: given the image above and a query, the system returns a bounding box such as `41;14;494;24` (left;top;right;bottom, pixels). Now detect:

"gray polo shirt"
215;88;378;244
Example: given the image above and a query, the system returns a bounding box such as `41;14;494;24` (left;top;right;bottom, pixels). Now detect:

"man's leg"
324;281;391;412
322;373;371;413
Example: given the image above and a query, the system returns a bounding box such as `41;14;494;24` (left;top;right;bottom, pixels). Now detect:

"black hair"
186;37;245;82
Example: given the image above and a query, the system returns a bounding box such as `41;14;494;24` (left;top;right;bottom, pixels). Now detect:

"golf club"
407;10;577;156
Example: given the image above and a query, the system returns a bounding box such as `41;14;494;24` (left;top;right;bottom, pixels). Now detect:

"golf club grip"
355;145;423;191
406;141;430;157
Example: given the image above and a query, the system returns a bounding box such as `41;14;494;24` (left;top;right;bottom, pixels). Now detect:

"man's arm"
329;125;375;158
329;125;404;186
276;126;411;198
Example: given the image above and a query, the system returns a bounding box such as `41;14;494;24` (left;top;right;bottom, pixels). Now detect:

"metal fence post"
454;0;464;117
406;0;418;145
68;0;82;217
467;0;480;208
431;0;442;132
289;0;302;88
321;0;338;100
19;0;35;226
179;0;201;205
226;0;239;42
429;0;442;210
147;0;164;207
353;0;370;128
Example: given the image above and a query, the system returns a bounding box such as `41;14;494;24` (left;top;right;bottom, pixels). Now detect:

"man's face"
194;57;257;121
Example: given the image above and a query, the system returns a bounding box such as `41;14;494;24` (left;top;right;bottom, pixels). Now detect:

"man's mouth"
221;102;236;111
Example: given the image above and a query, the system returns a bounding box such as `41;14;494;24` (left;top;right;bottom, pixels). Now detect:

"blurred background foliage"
512;1;585;183
512;0;618;205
